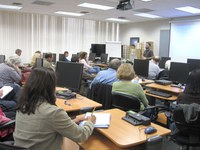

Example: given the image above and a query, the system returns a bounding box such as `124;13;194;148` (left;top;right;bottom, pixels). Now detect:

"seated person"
79;52;100;74
63;51;70;62
30;51;42;67
14;67;96;150
143;42;154;59
90;59;121;87
43;52;55;71
148;56;161;80
177;69;200;105
157;60;171;80
112;63;149;111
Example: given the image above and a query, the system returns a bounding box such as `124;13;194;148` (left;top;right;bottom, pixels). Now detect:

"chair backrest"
173;104;200;137
111;92;141;112
88;83;112;109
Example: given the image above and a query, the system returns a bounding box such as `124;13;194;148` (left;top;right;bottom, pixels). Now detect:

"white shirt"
148;60;160;79
79;59;92;69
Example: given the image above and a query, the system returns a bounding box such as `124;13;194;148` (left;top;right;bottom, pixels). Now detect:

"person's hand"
0;89;3;97
86;115;96;124
73;115;85;124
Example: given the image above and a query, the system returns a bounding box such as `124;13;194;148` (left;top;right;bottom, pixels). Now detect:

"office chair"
169;104;200;150
0;120;15;142
0;142;30;150
111;92;168;122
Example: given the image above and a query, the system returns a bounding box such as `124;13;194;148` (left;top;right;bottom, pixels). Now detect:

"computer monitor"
169;62;190;84
91;44;106;57
101;53;108;64
35;58;43;67
159;57;171;68
0;55;5;63
109;57;121;62
88;53;96;61
187;58;200;72
56;62;83;92
59;54;65;61
43;53;56;63
71;54;79;62
133;59;149;78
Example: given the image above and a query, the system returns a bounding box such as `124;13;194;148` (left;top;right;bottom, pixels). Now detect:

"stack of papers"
85;112;111;128
0;86;13;99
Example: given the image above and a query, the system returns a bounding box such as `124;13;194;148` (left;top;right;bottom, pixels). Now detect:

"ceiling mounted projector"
116;0;133;11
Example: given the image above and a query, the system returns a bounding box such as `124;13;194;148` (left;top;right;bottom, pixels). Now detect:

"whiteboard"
106;41;121;58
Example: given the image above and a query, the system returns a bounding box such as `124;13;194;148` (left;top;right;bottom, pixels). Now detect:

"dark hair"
17;67;56;115
79;52;87;60
184;69;200;95
64;51;68;55
45;53;53;59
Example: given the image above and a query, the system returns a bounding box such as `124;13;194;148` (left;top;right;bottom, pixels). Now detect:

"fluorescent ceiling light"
106;18;130;22
0;4;22;10
141;0;152;2
55;11;84;16
78;3;114;10
175;6;200;14
134;13;161;18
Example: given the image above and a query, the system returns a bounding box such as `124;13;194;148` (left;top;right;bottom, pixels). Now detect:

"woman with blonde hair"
112;63;149;111
30;51;42;67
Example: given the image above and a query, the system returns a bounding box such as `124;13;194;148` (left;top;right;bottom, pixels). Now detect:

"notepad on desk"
85;112;111;128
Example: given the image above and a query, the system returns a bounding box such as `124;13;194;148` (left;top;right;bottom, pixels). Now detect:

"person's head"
64;51;69;57
15;49;22;56
79;52;87;60
152;56;160;64
5;55;21;67
17;67;56;115
44;53;53;62
184;69;200;95
145;42;151;50
117;63;135;81
109;59;121;70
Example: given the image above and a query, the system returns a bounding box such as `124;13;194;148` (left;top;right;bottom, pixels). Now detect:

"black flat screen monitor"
169;62;190;84
187;58;200;72
159;57;171;68
130;37;139;46
88;53;96;61
59;54;65;61
56;62;83;92
71;54;79;62
91;44;106;57
35;58;43;67
101;53;108;64
0;55;5;63
109;57;121;62
43;53;56;63
134;59;149;78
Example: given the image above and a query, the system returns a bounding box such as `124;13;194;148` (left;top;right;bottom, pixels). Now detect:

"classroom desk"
80;109;171;149
94;63;108;68
56;87;102;112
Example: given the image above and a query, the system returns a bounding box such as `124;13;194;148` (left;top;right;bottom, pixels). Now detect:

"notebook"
85;112;111;128
0;86;13;99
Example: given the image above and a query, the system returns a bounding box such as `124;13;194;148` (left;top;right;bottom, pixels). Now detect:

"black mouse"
144;126;157;134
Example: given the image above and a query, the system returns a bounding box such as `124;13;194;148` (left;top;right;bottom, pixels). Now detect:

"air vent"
133;8;154;13
12;2;22;6
32;1;54;6
80;11;89;14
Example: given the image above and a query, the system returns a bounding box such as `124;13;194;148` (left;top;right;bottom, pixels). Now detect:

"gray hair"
5;55;21;67
109;59;121;70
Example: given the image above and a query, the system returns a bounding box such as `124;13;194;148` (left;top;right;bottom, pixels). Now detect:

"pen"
91;107;96;115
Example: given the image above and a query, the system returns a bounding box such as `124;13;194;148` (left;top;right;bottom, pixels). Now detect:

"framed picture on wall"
130;37;140;46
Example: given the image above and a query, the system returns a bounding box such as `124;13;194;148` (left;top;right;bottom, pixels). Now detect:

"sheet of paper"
0;86;13;99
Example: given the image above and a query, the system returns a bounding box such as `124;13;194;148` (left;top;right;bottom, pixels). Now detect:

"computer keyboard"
146;90;172;98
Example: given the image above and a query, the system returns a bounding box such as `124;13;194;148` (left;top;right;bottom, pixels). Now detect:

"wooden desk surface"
145;83;183;94
94;63;108;68
56;87;102;112
81;109;171;149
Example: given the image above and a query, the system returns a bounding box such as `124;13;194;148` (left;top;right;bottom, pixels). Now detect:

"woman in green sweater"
112;63;149;110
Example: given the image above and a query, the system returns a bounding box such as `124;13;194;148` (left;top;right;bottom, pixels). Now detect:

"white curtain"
0;11;119;63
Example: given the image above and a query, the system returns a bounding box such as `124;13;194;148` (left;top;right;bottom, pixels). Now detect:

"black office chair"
111;92;168;122
169;103;200;150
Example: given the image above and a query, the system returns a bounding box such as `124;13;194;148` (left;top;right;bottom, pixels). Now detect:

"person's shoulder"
38;102;62;116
